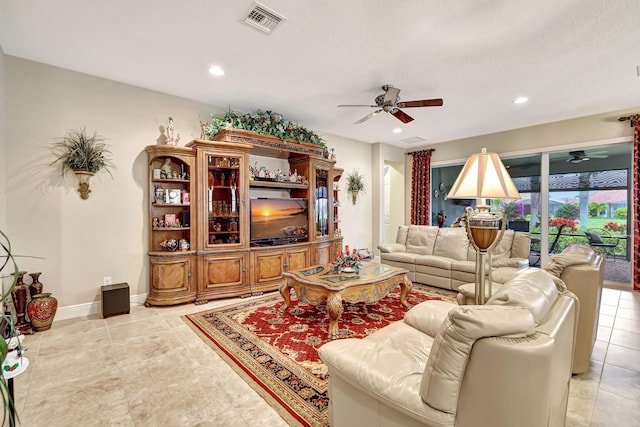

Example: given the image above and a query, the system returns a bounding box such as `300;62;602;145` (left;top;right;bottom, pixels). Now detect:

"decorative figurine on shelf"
179;239;190;251
330;148;336;161
164;116;181;146
154;186;164;204
213;223;222;233
159;239;178;251
161;158;173;177
152;217;159;228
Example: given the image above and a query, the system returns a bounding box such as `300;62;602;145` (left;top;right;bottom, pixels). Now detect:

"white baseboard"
54;293;148;321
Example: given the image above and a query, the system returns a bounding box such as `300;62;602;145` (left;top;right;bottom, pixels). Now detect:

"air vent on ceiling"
401;136;427;144
243;3;286;34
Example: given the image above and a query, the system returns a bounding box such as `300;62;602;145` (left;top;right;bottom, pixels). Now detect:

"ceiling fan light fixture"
514;96;529;104
392;128;402;134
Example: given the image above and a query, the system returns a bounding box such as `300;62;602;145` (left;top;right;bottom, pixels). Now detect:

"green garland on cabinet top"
203;110;326;148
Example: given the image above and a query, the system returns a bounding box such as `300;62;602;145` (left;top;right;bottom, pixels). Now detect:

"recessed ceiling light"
514;96;528;104
208;65;225;76
392;128;402;134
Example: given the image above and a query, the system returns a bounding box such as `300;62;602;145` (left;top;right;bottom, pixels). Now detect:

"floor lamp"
447;148;521;304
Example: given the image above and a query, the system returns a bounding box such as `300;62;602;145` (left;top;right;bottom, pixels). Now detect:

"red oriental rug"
183;284;456;427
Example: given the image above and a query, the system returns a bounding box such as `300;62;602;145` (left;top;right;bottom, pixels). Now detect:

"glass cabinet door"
207;155;241;246
315;168;329;238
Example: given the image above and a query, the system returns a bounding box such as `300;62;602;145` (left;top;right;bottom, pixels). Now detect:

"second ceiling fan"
338;84;443;124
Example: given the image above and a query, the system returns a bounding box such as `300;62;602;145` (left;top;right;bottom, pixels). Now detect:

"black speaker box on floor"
101;282;130;318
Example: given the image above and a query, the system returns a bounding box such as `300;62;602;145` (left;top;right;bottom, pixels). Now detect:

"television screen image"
250;198;309;245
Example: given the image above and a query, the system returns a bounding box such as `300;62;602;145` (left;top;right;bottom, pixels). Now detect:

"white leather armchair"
318;269;578;427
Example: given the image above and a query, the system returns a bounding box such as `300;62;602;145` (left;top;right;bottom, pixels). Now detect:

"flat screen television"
250;198;309;246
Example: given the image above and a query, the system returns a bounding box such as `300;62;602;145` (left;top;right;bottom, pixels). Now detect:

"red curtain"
410;150;434;225
633;121;640;290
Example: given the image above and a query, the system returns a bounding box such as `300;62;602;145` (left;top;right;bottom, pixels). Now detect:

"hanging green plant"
51;128;115;176
203;109;326;148
346;169;366;205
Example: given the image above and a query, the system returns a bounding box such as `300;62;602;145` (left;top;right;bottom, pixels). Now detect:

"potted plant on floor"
51;127;115;200
0;230;22;425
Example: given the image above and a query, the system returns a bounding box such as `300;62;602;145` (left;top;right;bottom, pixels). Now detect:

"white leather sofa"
377;225;530;290
318;268;578;427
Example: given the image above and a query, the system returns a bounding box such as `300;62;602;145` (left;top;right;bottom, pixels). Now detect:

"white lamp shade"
447;148;521;200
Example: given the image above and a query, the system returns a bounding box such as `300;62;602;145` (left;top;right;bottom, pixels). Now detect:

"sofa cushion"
487;268;559;324
420;305;535;413
396;225;410;244
511;232;531;259
467;229;514;261
380;252;417;264
451;259;484;274
414;255;455;270
406;225;439;255
377;243;407;254
432;228;469;260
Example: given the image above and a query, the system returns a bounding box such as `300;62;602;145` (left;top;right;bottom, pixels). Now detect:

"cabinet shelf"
209;166;240;171
148;250;196;256
208;231;240;235
153;203;191;207
209;185;236;190
152;178;190;183
209;214;240;218
249;180;308;190
153;227;191;231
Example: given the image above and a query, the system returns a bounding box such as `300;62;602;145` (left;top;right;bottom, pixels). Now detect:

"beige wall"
4;56;371;310
323;134;373;252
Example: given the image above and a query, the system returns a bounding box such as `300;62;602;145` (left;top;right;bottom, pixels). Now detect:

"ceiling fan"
566;150;608;164
337;84;443;124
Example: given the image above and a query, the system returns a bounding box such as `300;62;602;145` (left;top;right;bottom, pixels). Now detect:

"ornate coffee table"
280;262;412;340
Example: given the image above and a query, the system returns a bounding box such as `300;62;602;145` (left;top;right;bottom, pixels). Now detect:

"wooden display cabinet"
145;146;196;306
145;129;342;306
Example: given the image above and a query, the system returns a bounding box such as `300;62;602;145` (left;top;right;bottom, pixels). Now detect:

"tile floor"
7;286;640;427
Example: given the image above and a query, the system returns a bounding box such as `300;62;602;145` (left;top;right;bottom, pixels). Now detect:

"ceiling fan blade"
397;98;444;108
383;86;400;104
354;109;382;124
338;104;378;108
391;109;414;123
585;151;608;158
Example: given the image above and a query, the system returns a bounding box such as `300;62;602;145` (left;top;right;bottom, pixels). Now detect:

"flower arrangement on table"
333;245;363;273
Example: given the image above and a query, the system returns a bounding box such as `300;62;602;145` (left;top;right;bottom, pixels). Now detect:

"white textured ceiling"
1;1;639;147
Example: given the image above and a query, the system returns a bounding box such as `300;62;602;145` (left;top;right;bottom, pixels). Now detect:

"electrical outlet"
103;276;113;286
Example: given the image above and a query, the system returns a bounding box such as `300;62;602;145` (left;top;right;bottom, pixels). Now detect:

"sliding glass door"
432;143;632;285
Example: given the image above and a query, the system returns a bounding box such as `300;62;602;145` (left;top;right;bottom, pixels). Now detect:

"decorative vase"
350;191;358;205
73;170;94;200
11;271;32;333
27;293;58;332
29;272;43;297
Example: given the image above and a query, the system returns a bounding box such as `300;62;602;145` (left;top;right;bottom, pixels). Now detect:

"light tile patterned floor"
8;287;640;426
